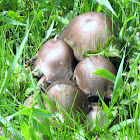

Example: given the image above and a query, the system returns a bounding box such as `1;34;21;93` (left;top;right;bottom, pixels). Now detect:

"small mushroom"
33;38;75;87
23;93;39;108
23;93;45;123
59;12;116;61
87;102;107;128
74;56;116;98
44;80;91;123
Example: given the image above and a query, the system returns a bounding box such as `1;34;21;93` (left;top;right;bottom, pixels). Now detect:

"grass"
0;0;140;139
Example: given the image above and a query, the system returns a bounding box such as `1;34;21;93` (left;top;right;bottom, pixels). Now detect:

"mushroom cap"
23;93;40;108
59;12;115;61
87;103;107;128
33;38;75;83
74;56;116;98
45;80;91;118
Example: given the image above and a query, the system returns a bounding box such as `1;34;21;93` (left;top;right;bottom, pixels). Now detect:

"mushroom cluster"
25;12;117;126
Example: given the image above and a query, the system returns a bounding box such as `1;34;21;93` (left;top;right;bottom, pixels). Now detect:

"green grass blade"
45;20;55;40
128;0;140;4
119;16;137;41
0;115;23;139
127;11;137;37
50;15;69;26
111;50;125;106
29;126;39;140
96;91;117;130
0;20;29;96
30;75;45;109
93;69;116;83
32;117;50;135
97;91;109;113
0;15;26;26
7;108;54;121
109;119;136;133
83;0;90;12
97;0;117;17
40;20;55;47
124;54;140;87
1;100;17;115
0;136;10;140
18;63;31;80
122;0;129;7
19;112;30;140
73;0;79;17
133;98;139;140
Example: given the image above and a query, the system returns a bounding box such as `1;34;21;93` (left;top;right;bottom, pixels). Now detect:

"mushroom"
23;93;39;108
59;12;116;61
74;56;116;98
44;80;91;123
86;102;107;129
23;93;45;124
32;38;75;87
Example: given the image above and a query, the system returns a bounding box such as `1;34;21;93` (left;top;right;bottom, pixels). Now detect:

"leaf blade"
93;69;116;83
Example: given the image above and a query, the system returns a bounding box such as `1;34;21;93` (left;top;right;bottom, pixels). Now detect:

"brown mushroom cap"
23;93;40;108
33;38;75;84
87;103;107;128
74;56;116;98
59;12;115;61
44;80;91;121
